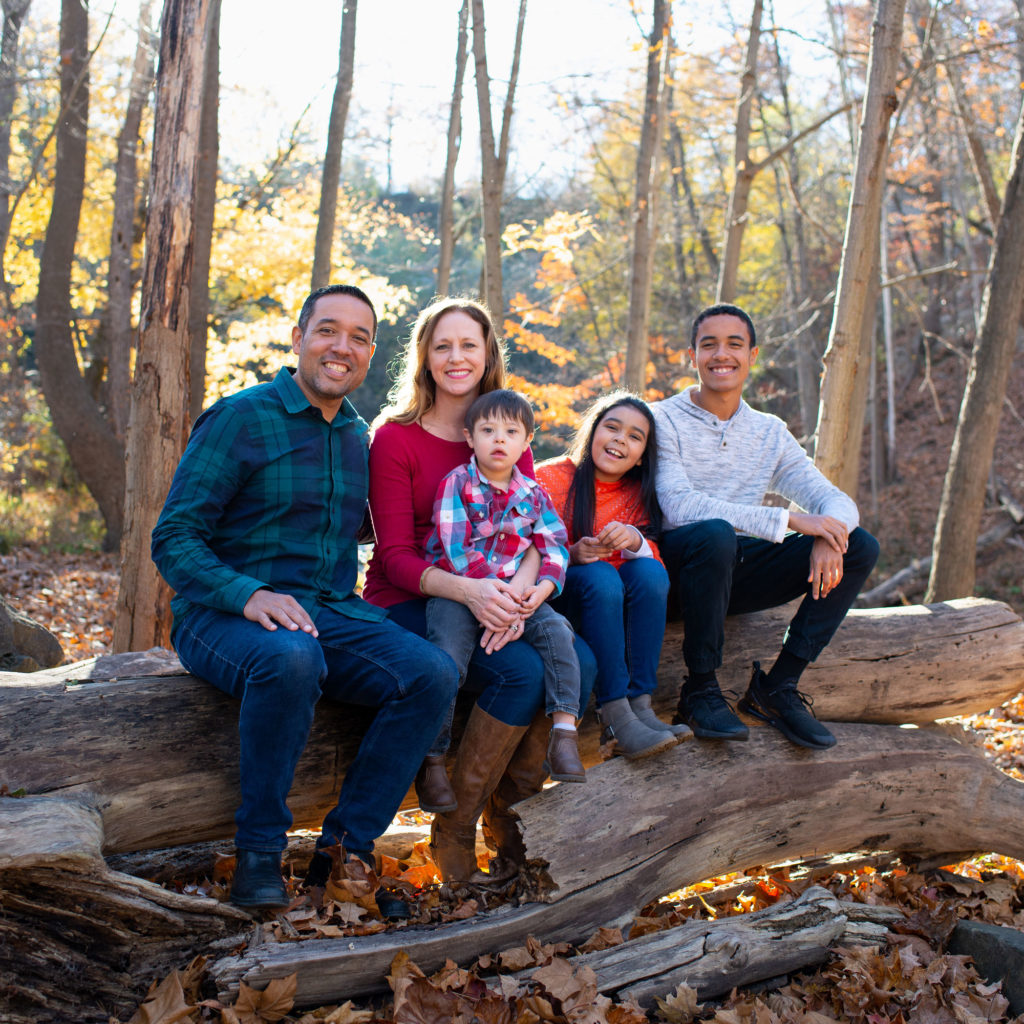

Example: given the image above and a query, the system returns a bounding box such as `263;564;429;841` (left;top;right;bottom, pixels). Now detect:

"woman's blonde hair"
374;297;507;428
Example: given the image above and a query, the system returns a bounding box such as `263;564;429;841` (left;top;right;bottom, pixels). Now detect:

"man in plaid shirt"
423;389;585;786
152;284;457;911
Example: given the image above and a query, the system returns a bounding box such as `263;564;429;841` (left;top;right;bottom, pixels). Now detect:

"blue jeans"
551;558;670;706
426;597;581;752
173;605;458;859
388;598;596;728
660;520;880;674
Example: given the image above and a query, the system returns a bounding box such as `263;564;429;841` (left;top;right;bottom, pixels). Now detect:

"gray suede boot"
596;697;677;759
629;693;693;739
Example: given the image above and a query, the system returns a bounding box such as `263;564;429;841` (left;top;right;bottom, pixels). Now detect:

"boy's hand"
520;579;555;616
596;520;642;552
788;511;849;553
808;537;844;599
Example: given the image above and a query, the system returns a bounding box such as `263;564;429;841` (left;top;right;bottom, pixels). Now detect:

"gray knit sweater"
651;387;859;543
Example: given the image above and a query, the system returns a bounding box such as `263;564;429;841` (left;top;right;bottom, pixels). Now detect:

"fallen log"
2;597;1020;856
208;721;1024;1008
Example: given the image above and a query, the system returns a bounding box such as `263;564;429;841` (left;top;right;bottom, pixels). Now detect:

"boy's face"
465;414;533;483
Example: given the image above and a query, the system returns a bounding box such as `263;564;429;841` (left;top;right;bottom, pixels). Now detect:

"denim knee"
846;527;880;575
250;631;327;704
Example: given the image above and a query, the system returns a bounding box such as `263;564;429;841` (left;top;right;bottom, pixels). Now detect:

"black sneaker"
674;677;749;740
738;663;836;749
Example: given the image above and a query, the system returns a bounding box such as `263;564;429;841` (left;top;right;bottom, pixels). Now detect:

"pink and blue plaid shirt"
425;457;569;594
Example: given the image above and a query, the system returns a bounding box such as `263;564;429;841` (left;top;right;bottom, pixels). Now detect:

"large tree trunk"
437;0;469;296
4;597;1021;856
310;0;357;290
188;0;219;423
100;0;155;443
813;0;906;497
623;0;668;392
33;0;125;549
926;97;1024;601
0;0;31;282
471;0;526;318
112;0;212;653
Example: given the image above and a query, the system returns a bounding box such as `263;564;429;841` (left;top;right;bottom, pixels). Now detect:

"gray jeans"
425;596;581;755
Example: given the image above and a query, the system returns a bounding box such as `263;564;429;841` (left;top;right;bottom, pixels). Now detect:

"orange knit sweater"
535;456;662;568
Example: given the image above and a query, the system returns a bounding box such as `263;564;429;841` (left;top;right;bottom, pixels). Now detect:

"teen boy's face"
465;415;533;483
688;313;758;397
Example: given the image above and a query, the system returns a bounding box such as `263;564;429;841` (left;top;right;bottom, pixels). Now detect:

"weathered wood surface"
541;886;896;1006
208;721;1024;1007
0;795;250;1024
2;597;1020;856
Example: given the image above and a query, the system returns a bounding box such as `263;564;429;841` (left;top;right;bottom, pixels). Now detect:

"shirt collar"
273;366;366;433
467;455;535;499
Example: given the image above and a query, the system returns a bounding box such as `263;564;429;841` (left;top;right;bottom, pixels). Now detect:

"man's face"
465;414;533;485
688;313;757;396
291;293;376;418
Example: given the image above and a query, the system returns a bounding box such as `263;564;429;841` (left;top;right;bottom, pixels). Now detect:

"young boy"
422;389;585;810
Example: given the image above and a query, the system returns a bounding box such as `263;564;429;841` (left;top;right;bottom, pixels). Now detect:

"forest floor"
3;340;1024;1022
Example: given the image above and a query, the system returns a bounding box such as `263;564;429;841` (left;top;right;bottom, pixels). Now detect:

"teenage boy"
651;303;879;750
152;285;458;911
423;389;586;797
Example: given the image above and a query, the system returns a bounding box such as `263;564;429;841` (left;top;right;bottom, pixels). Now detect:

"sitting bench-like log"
2;597;1023;1021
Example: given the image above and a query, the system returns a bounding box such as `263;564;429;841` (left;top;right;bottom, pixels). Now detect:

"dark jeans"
426;597;581;752
660;519;880;675
173;605;458;860
388;597;596;725
551;558;670;706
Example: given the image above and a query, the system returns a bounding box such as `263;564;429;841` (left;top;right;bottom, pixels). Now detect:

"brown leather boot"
414;754;458;813
430;706;527;884
481;708;550;877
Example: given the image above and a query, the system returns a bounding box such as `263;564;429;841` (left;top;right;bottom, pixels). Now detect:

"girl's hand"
596;520;642;553
463;576;523;633
570;536;611;564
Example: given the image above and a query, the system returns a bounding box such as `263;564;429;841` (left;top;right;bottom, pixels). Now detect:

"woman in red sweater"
537;392;687;760
364;297;593;884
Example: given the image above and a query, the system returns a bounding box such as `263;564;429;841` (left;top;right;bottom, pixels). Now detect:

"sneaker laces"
689;686;741;714
768;681;818;718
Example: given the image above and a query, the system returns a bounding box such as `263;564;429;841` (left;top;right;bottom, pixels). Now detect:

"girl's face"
590;404;650;482
426;311;487;402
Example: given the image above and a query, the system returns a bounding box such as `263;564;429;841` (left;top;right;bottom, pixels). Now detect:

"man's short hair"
690;303;757;349
465;389;535;435
297;284;378;339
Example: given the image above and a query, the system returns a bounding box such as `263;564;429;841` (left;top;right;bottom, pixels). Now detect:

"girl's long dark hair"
563;391;663;542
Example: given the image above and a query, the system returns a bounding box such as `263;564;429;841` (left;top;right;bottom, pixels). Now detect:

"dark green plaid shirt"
152;367;385;635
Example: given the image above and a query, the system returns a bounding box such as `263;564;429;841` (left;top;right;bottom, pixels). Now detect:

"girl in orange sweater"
536;392;688;759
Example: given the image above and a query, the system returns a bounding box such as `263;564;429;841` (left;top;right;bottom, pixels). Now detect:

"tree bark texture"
715;0;762;305
209;721;1024;1008
436;0;469;296
310;0;356;290
813;0;906;497
113;0;211;654
4;597;1021;857
926;97;1024;601
471;0;526;319
0;0;31;280
33;0;126;548
188;0;220;423
101;0;155;443
623;0;668;392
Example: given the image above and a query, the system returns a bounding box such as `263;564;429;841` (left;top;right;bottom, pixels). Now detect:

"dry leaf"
655;982;702;1023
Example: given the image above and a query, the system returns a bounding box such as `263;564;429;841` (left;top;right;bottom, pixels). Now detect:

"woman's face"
426;311;488;401
590;404;650;482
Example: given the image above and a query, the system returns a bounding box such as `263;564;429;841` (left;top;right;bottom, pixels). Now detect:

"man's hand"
788;511;849;553
243;589;318;635
595;520;643;553
808;537;844;599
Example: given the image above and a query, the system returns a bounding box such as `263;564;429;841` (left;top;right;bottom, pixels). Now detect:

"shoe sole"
685;720;749;741
418;801;459;814
737;697;836;750
230;893;289;908
544;759;586;782
614;733;679;759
